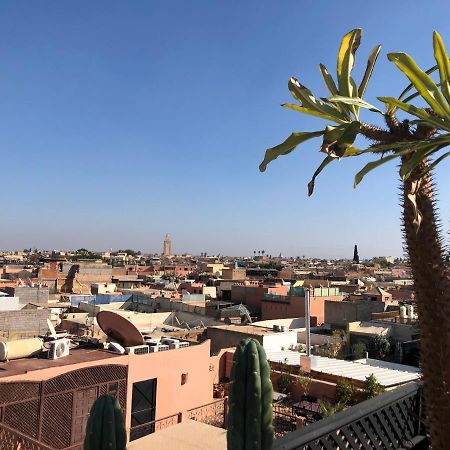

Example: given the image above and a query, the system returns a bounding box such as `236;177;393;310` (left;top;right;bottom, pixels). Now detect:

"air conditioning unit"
48;338;70;360
125;345;149;355
161;338;179;345
273;325;280;332
161;338;180;349
179;342;189;348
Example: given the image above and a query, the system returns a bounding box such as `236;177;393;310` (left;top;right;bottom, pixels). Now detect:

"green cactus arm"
113;400;127;450
101;396;116;450
245;340;262;450
227;340;248;450
258;343;274;450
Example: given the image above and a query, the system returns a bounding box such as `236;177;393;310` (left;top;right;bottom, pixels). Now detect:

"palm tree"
260;29;450;449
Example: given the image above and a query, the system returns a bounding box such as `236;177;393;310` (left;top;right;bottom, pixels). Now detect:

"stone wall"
0;309;51;340
325;300;385;327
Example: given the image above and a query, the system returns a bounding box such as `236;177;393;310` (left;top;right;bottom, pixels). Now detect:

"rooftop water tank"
400;306;407;319
0;338;44;361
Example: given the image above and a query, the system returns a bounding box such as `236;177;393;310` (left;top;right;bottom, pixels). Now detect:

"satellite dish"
97;311;144;347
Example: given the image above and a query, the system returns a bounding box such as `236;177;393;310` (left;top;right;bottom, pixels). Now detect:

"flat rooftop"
309;355;420;388
0;347;121;379
127;420;226;450
207;324;275;336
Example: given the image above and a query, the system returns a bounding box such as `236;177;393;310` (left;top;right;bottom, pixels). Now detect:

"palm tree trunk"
401;158;450;449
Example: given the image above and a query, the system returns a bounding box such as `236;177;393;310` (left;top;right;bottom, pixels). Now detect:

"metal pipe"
305;287;311;357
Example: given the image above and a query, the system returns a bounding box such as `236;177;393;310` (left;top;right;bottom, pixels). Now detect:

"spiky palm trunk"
401;158;450;449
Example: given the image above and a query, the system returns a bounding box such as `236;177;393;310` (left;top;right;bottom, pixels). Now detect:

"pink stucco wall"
261;295;344;324
2;341;214;435
231;284;289;312
271;371;337;402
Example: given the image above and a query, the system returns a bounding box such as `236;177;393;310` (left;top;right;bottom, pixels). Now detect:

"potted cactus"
227;338;273;450
84;395;127;450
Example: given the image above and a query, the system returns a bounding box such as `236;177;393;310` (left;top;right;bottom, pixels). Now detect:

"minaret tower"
163;234;172;256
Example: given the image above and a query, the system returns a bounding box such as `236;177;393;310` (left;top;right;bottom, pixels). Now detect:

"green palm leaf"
319;64;339;96
397;65;438;103
282;103;346;124
354;154;400;187
321;122;361;157
319;64;351;119
378;97;450;131
387;52;450;118
358;45;382;98
433;32;450;103
288;78;347;121
400;145;442;180
308;156;334;196
328;96;382;113
337;29;362;118
426;150;450;174
259;131;324;172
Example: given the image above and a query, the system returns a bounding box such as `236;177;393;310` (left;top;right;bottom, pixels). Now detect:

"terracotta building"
261;287;345;324
0;340;215;448
231;281;289;314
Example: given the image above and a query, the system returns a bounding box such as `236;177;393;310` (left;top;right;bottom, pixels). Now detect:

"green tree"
260;29;450;448
277;372;292;394
351;342;367;360
335;380;357;406
363;374;385;400
296;376;311;397
368;335;391;359
318;399;346;417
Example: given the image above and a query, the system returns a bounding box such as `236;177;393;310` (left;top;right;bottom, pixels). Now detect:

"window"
130;379;157;441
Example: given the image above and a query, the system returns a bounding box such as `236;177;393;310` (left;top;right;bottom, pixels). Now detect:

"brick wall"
0;309;51;339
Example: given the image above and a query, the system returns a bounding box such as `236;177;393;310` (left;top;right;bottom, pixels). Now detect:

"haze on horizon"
0;1;450;259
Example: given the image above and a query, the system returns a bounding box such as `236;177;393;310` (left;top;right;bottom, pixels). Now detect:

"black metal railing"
274;382;427;450
273;408;297;438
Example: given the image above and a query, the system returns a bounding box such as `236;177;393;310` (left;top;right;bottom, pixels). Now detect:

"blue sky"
0;1;449;258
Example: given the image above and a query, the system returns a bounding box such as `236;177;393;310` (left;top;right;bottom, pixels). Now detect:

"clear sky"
0;1;449;258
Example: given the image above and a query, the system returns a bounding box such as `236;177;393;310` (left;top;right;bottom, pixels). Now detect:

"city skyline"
0;240;402;260
0;1;449;257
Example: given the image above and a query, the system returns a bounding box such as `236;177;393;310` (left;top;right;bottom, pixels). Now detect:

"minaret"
353;244;360;264
163;234;172;256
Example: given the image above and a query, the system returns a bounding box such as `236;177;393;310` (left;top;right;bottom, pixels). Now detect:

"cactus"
84;395;126;450
227;338;273;450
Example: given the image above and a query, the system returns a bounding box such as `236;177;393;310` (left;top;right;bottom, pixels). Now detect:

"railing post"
223;397;228;429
